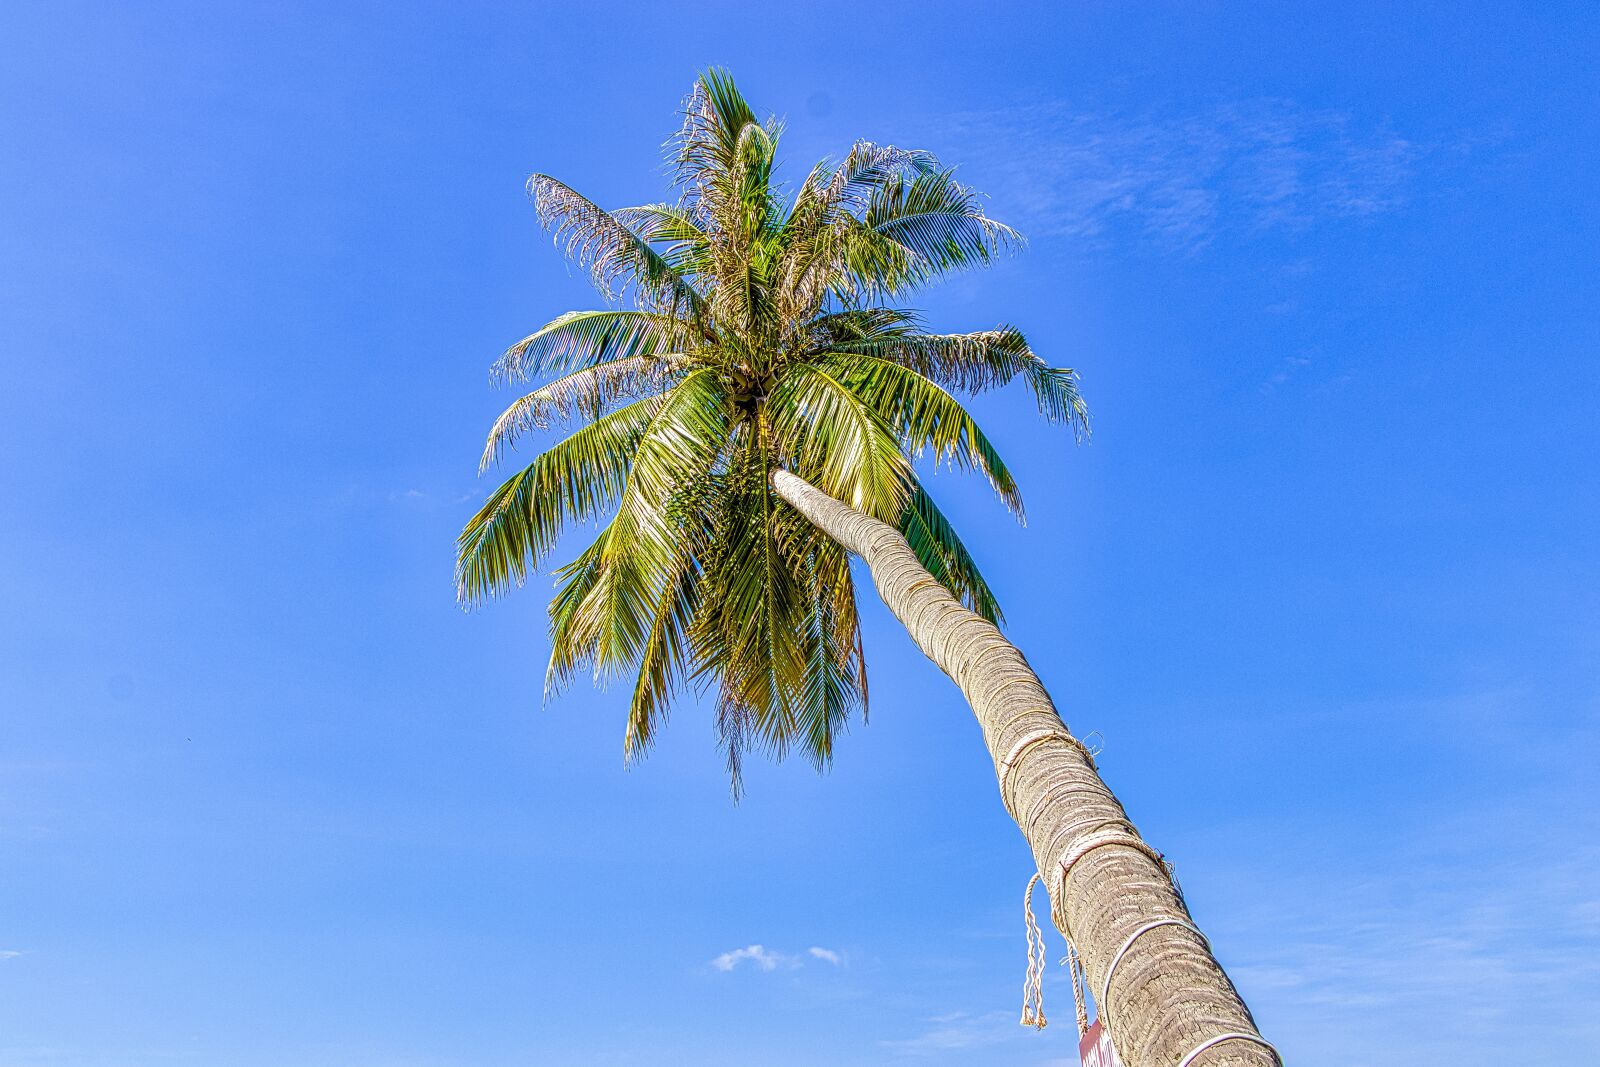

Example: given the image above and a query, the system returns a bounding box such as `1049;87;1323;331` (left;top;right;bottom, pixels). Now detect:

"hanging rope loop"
1020;871;1091;1038
1019;873;1048;1029
1065;942;1088;1037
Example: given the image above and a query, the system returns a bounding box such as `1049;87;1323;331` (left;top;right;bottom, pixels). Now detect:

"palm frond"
481;355;685;470
545;529;610;697
824;326;1089;436
496;310;690;383
674;68;761;192
692;439;813;778
623;549;702;761
865;169;1021;284
900;483;1003;623
584;370;730;677
456;395;662;604
613;203;715;277
527;175;706;314
796;539;865;766
767;364;915;521
816;354;1024;517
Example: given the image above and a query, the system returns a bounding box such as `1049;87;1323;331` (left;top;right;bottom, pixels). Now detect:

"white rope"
1066;942;1088;1037
1174;1032;1282;1067
1099;918;1208;1039
996;728;1078;815
1021;871;1094;1037
1019;873;1048;1029
1052;829;1172;936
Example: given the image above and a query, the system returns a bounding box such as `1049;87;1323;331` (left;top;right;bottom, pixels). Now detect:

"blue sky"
3;3;1597;1065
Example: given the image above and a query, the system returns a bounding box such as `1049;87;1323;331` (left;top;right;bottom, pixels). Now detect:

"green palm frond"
674;68;761;192
686;437;800;775
613;204;715;277
464;71;1088;792
624;550;701;761
816;353;1024;517
495;310;691;382
825;326;1089;434
900;485;1003;623
458;396;662;604
481;355;686;469
865;169;1021;284
586;370;730;677
797;539;866;766
546;530;609;696
767;364;914;520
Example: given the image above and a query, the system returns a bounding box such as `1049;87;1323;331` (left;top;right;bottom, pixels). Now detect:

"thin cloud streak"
936;99;1427;251
711;944;792;972
1215;693;1600;1067
710;943;846;973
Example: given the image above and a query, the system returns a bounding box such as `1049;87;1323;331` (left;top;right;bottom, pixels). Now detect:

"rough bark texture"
773;470;1275;1067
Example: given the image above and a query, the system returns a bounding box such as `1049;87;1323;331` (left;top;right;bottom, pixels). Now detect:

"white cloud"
710;944;794;973
709;943;845;973
933;99;1428;252
0;950;24;960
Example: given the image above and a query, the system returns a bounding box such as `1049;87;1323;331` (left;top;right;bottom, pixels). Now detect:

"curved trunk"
773;470;1275;1067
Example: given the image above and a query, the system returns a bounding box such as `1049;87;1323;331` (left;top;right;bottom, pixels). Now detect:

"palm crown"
459;71;1087;788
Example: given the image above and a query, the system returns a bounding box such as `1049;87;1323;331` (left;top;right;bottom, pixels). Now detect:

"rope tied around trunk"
1100;918;1208;1039
1066;941;1089;1036
1175;1033;1283;1067
997;728;1097;818
1050;827;1185;928
1016;819;1191;1040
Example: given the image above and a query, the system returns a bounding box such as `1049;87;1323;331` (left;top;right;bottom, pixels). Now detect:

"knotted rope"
1006;729;1269;1060
1020;872;1091;1037
1020;873;1048;1029
1066;941;1088;1036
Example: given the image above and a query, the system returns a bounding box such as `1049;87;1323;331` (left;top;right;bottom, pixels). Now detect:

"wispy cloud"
710;944;796;972
1260;352;1316;392
710;943;846;973
384;486;479;509
879;1010;1020;1056
0;950;25;960
1231;835;1600;1063
936;99;1427;251
1209;688;1600;1065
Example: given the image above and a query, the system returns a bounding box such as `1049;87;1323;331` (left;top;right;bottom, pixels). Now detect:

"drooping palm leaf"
899;485;1004;623
815;353;1024;517
495;309;691;382
481;355;686;469
458;396;664;603
826;326;1089;434
527;176;706;315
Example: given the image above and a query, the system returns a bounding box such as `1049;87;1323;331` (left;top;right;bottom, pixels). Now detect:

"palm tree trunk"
772;470;1275;1067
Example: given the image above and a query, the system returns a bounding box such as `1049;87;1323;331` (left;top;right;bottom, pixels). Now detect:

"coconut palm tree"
458;71;1276;1067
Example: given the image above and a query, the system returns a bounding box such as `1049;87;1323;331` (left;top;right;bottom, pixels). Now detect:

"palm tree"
459;72;1276;1067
